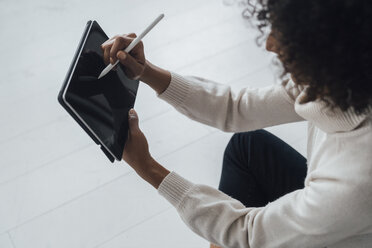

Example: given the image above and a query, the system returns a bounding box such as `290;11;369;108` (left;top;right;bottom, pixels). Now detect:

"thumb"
117;51;143;72
128;108;140;133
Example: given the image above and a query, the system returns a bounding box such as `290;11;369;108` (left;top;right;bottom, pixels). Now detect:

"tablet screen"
63;22;139;160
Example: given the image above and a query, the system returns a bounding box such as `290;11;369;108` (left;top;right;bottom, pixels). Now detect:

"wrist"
138;158;170;189
139;60;171;95
139;60;152;83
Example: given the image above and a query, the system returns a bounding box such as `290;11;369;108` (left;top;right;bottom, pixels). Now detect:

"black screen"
64;21;139;160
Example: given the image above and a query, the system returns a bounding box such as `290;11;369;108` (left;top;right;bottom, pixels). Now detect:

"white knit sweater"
157;72;372;248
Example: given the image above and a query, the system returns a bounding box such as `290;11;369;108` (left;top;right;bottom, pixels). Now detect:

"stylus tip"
98;64;114;79
97;71;105;79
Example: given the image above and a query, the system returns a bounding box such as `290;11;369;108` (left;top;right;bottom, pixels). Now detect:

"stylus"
98;13;165;79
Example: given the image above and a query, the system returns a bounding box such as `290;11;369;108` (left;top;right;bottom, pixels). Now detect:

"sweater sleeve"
158;171;372;248
157;72;304;132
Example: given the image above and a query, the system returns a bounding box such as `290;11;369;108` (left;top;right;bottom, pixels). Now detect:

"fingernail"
102;39;115;46
129;109;137;119
118;52;126;60
110;57;114;64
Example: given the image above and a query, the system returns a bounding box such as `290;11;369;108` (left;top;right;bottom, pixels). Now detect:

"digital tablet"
58;20;139;162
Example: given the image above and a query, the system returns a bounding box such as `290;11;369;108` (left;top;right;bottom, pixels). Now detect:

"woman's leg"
219;129;307;206
210;129;307;247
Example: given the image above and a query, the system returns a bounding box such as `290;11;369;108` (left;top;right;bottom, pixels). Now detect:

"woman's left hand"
122;109;170;189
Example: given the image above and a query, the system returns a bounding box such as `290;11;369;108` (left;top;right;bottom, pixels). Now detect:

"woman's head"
244;0;372;114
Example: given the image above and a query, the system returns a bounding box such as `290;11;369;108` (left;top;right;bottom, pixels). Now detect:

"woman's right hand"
102;33;171;94
101;33;146;80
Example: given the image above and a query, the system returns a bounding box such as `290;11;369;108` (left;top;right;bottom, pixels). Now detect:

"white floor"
0;0;307;247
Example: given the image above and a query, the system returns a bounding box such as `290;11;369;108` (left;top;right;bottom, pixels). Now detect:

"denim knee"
225;129;267;152
223;129;268;166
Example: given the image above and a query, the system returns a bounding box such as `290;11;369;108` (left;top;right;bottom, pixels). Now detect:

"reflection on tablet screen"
65;23;138;159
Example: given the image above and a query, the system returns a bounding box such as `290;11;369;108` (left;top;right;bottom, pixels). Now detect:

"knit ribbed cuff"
158;171;195;209
158;72;192;108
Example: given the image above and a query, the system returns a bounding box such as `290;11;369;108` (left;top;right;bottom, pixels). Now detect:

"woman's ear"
266;31;277;53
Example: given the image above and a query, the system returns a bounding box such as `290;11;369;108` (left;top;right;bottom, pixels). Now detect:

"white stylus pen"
98;13;164;79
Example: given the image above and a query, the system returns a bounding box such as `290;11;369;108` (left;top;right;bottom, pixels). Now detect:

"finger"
101;38;115;48
110;36;133;64
124;34;142;56
117;51;144;78
101;35;119;49
103;46;111;65
128;109;140;133
127;33;137;38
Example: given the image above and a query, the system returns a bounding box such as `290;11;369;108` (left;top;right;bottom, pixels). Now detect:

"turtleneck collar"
294;91;371;133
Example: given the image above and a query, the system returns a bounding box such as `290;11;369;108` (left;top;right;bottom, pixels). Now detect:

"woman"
101;0;372;247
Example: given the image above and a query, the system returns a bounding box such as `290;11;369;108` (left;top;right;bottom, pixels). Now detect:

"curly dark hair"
243;0;372;115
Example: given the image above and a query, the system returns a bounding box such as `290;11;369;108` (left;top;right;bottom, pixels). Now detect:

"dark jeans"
219;130;307;207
